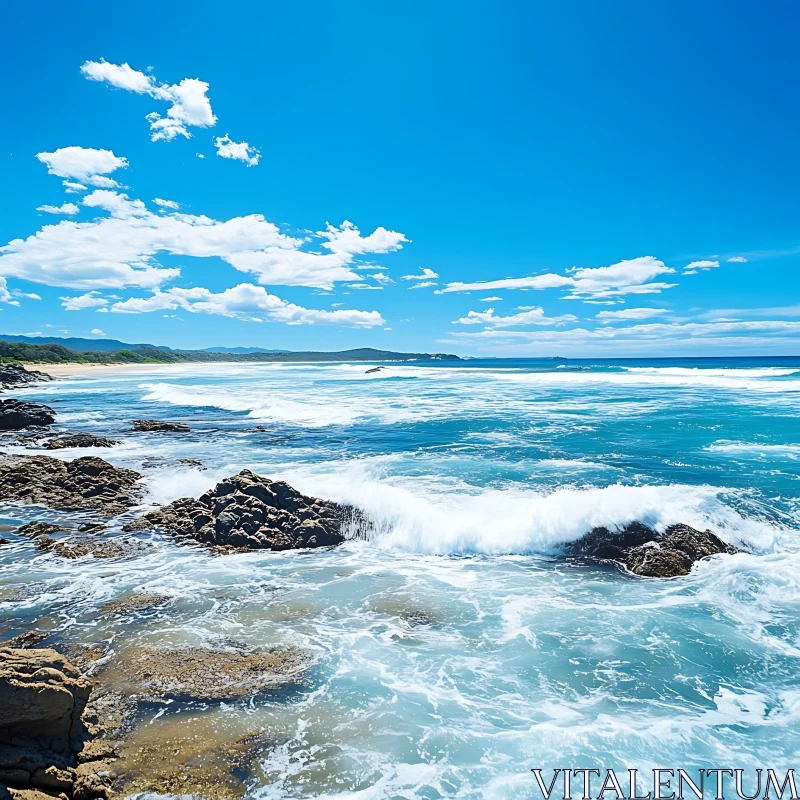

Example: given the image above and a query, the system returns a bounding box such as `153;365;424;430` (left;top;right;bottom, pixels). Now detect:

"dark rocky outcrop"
131;420;190;433
98;594;171;617
0;402;55;431
125;469;360;551
0;456;143;516
565;522;740;577
0;365;52;393
0;647;113;800
43;436;119;451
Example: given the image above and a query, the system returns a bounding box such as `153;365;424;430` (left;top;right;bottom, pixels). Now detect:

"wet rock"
0;648;92;798
0;538;8;546
0;455;143;516
0;366;52;393
0;402;55;432
35;536;148;560
14;523;69;539
124;469;364;552
98;594;171;617
131;420;190;433
104;644;308;702
109;711;270;800
0;632;50;650
564;522;740;578
43;436;119;451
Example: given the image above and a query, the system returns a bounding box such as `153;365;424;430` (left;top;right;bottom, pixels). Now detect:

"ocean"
2;357;800;798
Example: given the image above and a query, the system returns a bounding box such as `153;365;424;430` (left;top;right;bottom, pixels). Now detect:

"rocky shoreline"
0;364;748;799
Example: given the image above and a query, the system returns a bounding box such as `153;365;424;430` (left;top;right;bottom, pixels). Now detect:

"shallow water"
2;357;800;798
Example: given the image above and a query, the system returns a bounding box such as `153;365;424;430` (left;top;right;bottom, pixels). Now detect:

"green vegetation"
0;340;460;364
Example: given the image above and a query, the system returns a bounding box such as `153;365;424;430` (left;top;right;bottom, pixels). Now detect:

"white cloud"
684;260;719;273
196;153;205;159
37;202;79;215
408;281;437;290
445;319;800;351
595;307;670;322
370;272;394;285
36;146;128;188
0;278;13;303
81;60;217;142
2;188;408;293
401;267;438;281
60;291;109;311
452;306;578;328
154;198;179;209
441;257;677;301
481;296;502;302
727;256;747;263
91;328;106;336
110;283;384;327
11;290;41;300
214;135;260;167
319;220;408;256
63;181;87;194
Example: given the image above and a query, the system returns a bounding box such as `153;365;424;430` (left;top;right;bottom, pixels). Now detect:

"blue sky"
2;0;799;356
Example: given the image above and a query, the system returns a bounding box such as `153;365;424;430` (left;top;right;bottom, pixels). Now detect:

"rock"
35;536;148;560
43;436;119;451
0;647;90;796
0;365;52;393
14;523;69;539
564;522;740;577
0;402;55;431
103;644;308;702
98;593;171;617
365;366;382;374
0;538;8;546
131;420;190;433
124;469;364;552
0;455;142;516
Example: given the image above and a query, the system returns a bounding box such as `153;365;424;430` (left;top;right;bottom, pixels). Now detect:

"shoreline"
29;362;251;378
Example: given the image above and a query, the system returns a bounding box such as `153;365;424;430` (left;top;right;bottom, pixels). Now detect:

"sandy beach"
32;362;245;379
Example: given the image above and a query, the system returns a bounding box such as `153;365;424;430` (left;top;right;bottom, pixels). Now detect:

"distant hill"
0;334;287;354
0;336;460;365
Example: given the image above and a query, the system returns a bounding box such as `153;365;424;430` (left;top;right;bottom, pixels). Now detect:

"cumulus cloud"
441;257;677;301
595;307;670;322
481;296;502;302
452;306;578;328
727;256;747;263
401;267;438;281
63;181;87;194
81;59;217;142
154;198;179;209
1;189;407;292
370;272;394;285
684;260;719;274
0;278;14;304
110;283;384;327
37;202;79;216
91;328;106;336
60;291;109;311
36;146;128;188
214;135;260;166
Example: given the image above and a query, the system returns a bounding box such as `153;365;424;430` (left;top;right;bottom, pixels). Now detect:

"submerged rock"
0;401;55;431
0;455;142;515
109;710;271;800
35;536;148;561
44;435;119;451
104;644;308;702
0;365;52;392
565;522;740;577
14;523;69;539
125;468;361;551
0;647;112;800
98;593;171;617
131;419;190;433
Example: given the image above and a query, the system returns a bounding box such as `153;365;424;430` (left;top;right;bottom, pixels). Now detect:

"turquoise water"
2;358;800;798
